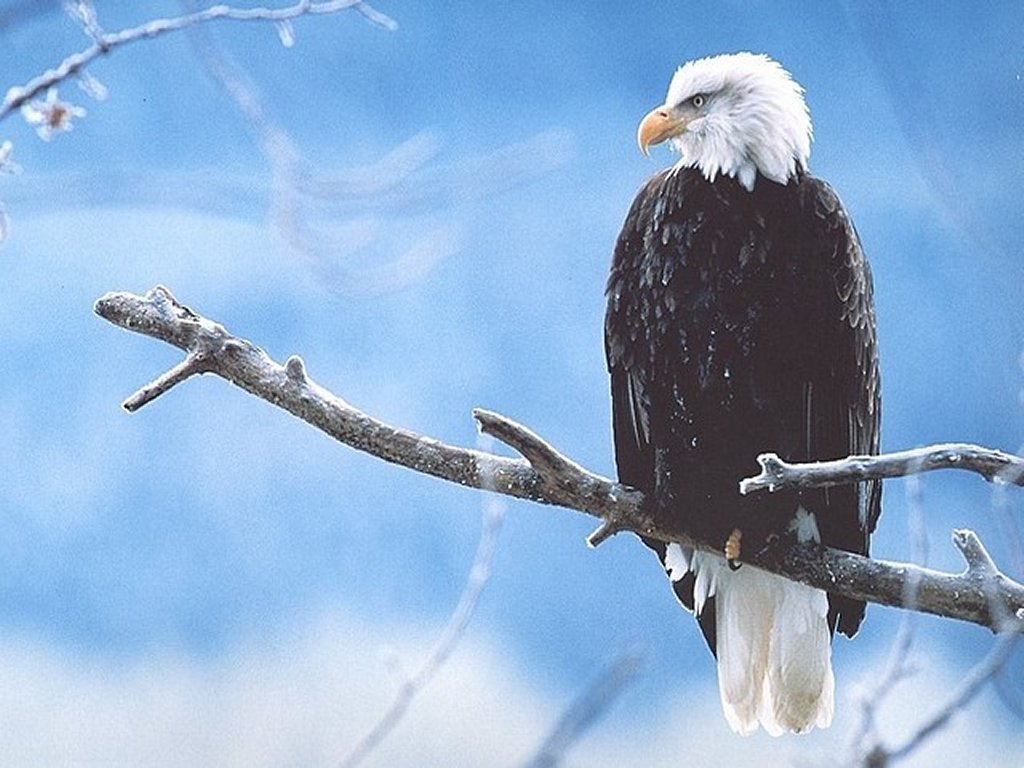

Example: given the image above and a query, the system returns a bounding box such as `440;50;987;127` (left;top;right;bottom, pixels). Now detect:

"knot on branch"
285;355;308;383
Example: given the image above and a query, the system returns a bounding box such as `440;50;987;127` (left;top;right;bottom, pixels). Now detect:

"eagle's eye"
690;94;705;108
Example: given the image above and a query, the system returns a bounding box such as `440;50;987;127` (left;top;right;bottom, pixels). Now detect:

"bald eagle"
604;52;881;735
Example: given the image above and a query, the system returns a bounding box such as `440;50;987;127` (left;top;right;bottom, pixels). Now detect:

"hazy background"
0;1;1022;765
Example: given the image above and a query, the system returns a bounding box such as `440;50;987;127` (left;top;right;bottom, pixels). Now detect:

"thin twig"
94;285;1024;633
121;351;212;411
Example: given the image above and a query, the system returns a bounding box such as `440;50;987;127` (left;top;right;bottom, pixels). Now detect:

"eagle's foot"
725;528;742;570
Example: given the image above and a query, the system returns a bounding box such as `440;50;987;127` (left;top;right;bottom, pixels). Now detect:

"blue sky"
1;1;1022;765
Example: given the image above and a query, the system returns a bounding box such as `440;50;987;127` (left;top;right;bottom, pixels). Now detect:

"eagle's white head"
638;52;812;191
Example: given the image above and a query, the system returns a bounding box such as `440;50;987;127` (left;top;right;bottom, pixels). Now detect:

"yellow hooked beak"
637;106;689;156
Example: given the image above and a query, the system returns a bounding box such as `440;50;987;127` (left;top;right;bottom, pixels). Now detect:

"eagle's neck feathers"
666;52;812;191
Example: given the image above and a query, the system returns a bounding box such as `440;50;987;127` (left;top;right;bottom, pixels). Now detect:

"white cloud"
0;609;1019;768
0;610;555;767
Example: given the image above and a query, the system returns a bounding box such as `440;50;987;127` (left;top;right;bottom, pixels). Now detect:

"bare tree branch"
0;0;395;125
94;285;644;521
740;446;1024;495
94;285;1024;634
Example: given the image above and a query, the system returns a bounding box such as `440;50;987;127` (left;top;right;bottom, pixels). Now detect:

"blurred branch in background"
0;0;394;242
338;436;506;768
180;3;573;296
1;1;574;283
845;476;925;765
853;629;1024;768
523;647;645;768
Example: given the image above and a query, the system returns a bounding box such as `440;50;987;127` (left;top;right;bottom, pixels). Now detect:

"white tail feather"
666;546;834;735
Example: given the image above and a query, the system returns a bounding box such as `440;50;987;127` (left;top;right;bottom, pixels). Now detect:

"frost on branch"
19;87;87;141
0;1;397;128
741;447;1024;495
